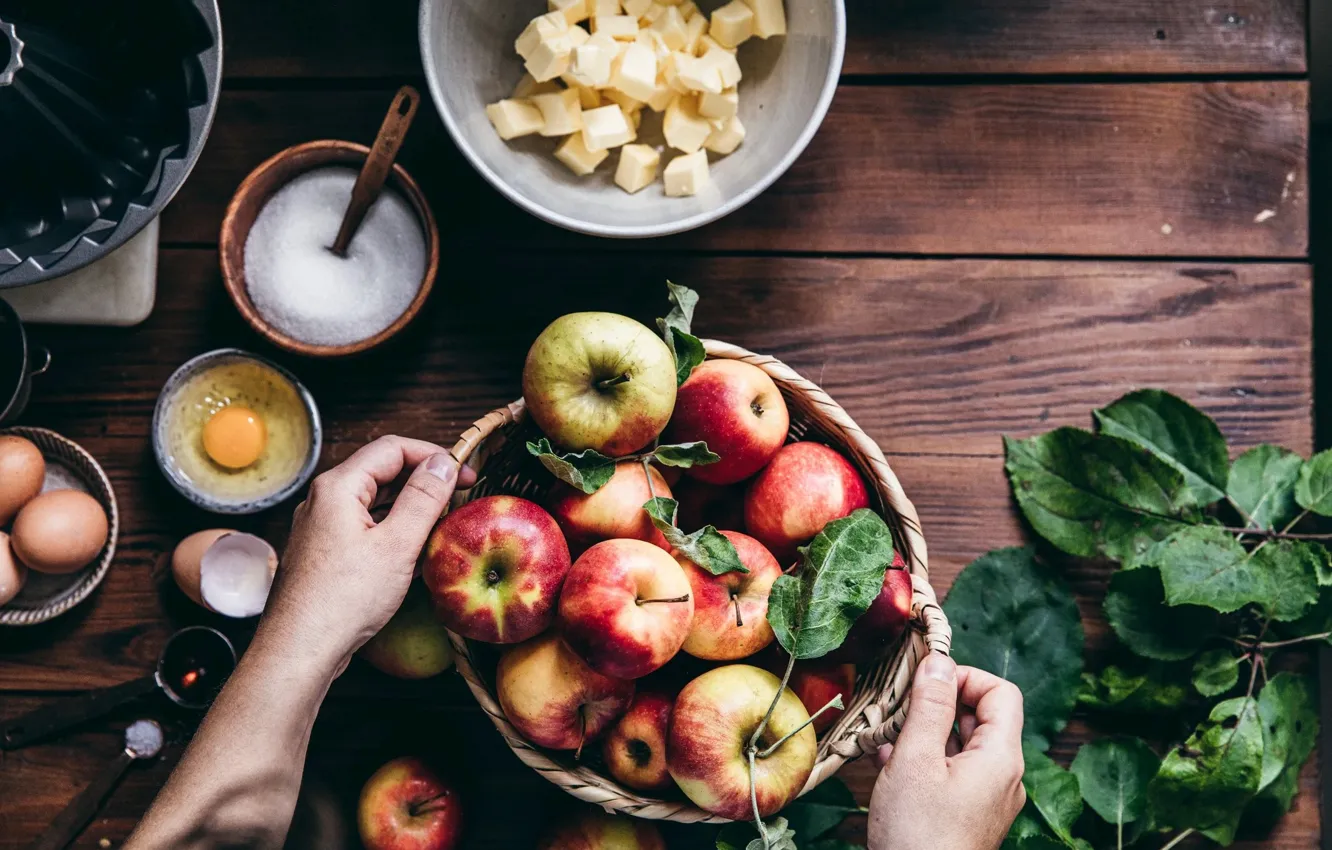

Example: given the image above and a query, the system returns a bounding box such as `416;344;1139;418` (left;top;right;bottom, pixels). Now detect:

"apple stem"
596;373;631;390
747;747;769;847
733;596;744;628
574;708;587;761
758;694;845;759
407;791;450;818
637;594;691;605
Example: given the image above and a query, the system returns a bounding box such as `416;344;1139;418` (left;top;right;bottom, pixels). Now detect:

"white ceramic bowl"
419;0;845;238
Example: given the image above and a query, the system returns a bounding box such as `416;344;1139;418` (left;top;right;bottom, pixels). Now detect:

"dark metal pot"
0;297;49;424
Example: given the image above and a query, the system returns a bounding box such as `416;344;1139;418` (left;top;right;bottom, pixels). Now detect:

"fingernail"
423;453;459;483
920;653;956;682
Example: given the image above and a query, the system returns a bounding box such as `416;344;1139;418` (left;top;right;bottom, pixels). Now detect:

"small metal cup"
0;297;49;425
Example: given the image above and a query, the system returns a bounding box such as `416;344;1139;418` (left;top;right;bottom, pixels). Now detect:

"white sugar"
244;167;426;347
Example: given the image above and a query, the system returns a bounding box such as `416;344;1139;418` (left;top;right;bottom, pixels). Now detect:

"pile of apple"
421;285;911;823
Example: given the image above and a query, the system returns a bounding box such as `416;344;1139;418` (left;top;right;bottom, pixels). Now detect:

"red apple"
358;756;462;850
835;553;912;662
744;442;871;563
788;661;857;735
537;808;666;850
679;531;782;661
547;462;673;553
558;539;694;680
667;664;816;820
663;360;790;485
673;477;746;533
496;632;634;752
422;496;571;644
602;690;676;792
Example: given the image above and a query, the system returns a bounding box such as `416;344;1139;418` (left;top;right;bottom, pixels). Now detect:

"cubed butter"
710;0;755;48
742;0;786;37
549;0;590;24
645;76;675;111
555;133;610;175
568;24;591;46
485;98;545;140
581;103;636;151
532;88;583;136
706;114;745;154
611;42;658;103
694;34;736;57
663;150;710;196
673;52;723;93
602;87;644;111
513;73;562;98
697;87;738;120
594;0;621;13
679;0;699;19
642;3;667;24
525;33;575;82
683;13;708;52
615;144;661;193
649;5;688;50
592;14;639;38
625;105;643;130
663;94;713;153
569;37;616;87
515;12;568;59
701;46;742;87
574;84;603;108
622;0;653;18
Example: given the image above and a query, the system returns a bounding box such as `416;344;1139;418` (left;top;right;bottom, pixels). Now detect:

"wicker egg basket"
443;340;953;823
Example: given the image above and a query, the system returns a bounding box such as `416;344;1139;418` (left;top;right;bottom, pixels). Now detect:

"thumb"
893;653;959;765
379;452;471;553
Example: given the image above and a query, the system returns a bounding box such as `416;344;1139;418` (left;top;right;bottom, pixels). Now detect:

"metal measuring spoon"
28;719;164;850
2;626;236;750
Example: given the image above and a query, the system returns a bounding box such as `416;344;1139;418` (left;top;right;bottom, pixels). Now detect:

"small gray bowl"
153;349;322;515
419;0;846;238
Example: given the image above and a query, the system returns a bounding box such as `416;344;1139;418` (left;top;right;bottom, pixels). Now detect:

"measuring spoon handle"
1;675;159;750
28;749;136;850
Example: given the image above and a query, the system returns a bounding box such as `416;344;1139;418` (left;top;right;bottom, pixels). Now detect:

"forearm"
125;618;344;850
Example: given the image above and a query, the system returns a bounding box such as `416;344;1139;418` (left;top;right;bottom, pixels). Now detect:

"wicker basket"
443;340;952;823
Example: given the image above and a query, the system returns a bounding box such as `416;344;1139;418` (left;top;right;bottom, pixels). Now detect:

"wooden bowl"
219;140;440;358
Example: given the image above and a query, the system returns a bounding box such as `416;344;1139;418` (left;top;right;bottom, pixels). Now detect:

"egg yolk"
203;406;267;470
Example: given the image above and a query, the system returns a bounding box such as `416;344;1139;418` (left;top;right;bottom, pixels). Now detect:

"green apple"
360;582;455;679
522;312;677;457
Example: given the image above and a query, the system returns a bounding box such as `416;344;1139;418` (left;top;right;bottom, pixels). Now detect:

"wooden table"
0;1;1315;847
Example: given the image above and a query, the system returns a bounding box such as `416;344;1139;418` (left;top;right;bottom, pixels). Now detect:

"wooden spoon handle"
330;85;420;257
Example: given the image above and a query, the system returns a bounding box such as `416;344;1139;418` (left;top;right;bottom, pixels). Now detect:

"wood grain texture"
219;0;1308;78
159;83;1309;257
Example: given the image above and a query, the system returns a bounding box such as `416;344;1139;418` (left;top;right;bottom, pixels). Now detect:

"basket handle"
450;401;524;467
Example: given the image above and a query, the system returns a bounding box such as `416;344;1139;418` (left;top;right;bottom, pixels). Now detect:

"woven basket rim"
443;339;952;823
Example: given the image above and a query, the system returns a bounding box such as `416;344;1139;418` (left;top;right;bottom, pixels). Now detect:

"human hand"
254;436;477;673
867;655;1026;850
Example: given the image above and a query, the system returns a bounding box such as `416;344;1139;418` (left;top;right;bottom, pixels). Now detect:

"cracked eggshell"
0;532;27;606
172;530;278;617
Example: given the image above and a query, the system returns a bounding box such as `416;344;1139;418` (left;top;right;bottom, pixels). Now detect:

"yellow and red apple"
744;442;871;563
602;690;676;792
558;539;694;680
679;531;781;661
537;808;666;850
547;462;673;553
788;661;857;735
664;359;790;485
496;632;634;752
358;756;462;850
835;553;912;662
422;496;571;645
359;582;455;679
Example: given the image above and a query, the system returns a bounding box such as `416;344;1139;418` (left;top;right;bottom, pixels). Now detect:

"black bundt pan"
0;0;221;287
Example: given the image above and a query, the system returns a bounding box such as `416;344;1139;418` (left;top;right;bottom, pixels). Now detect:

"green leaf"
642;497;747;575
1256;672;1318;793
1227;444;1303;531
651;441;721;468
1078;664;1190;714
1147;697;1264;832
1241;762;1302;835
526;439;617;495
943;547;1083;750
1191;649;1241;698
657;281;706;386
806;841;865;850
780;778;861;842
1152;527;1319;620
767;509;894;660
1070;737;1160;829
716;818;797;850
1022;746;1083;844
1104;566;1217;661
1296;449;1332;516
1094;389;1229;505
1274;585;1332;643
715;823;753;850
1002;808;1050;849
1004;429;1197;564
1013;839;1072;850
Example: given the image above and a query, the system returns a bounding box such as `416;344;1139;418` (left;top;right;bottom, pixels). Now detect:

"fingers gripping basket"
444;340;953;823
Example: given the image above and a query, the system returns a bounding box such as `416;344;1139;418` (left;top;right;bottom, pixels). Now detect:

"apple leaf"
642;497;747;575
1069;737;1159;829
1002;808;1052;849
1152;527;1318;621
1147;697;1264;832
1228;444;1304;531
1255;672;1318;793
1191;649;1241;698
651;441;721;468
716;817;797;850
1104;566;1218;661
657;281;707;386
1295;449;1332;516
943;547;1083;751
779;777;861;842
525;439;616;495
767;509;894;660
1078;663;1191;714
1022;745;1083;845
1093;389;1229;506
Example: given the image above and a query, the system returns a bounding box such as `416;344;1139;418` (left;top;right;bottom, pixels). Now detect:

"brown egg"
11;490;109;574
171;528;237;607
0;436;45;525
0;532;27;606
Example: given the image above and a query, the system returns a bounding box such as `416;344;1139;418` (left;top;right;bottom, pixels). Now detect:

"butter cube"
594;0;622;13
569;37;616;87
642;3;668;24
516;12;569;59
622;0;654;18
525;33;575;82
663;94;713;153
568;24;591;46
645;76;675;111
592;14;639;38
658;0;685;5
555;133;610;175
650;5;689;50
695;34;737;57
697;87;738;120
611;43;659;103
485;98;545;140
679;0;699;18
581;103;636;151
549;0;590;24
602;87;644;111
625;104;643;130
513;73;562;98
574;84;603;108
706;114;745;154
683;13;708;52
615;144;661;193
701;46;743;87
532;88;583;136
742;0;786;37
710;0;755;47
673;52;723;93
664;150;710;196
